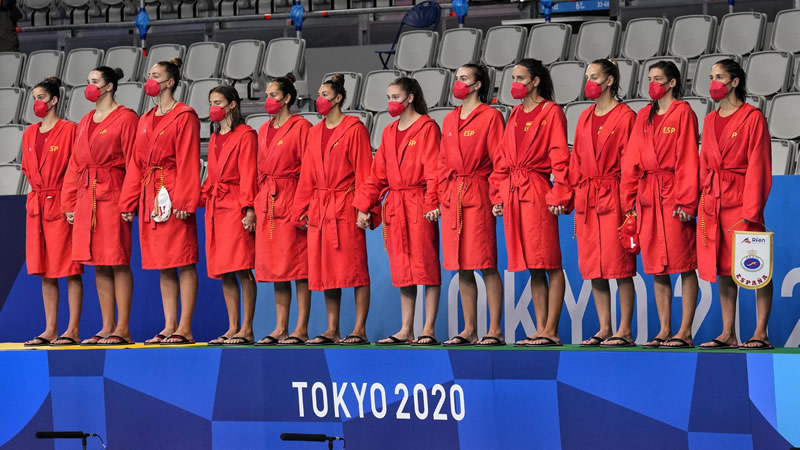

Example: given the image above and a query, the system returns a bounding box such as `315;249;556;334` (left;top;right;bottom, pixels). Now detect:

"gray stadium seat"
691;53;739;98
141;44;186;81
449;66;495;107
186;78;226;122
436;28;483;70
495;65;516;107
0;52;26;87
0;165;23;195
771;139;795;175
222;40;265;103
360;70;405;112
574;20;621;62
345;110;372;133
410;68;450;108
668;15;717;59
183;42;225;81
683;96;713;137
23;50;64;89
65;85;94;123
767;93;800;140
394;31;438;72
624;99;651;114
116;82;145;114
299;112;323;126
173;80;188;103
63;48;104;88
564;101;593;146
480;26;526;71
770;9;800;53
98;0;129;21
262;38;305;81
621;17;668;61
716;12;766;56
638;57;687;99
615;58;638;100
62;0;94;24
245;113;270;130
427;107;452;131
103;47;142;82
201;159;208;184
0;87;24;125
746;95;766;111
320;72;361;112
0;125;24;164
745;51;793;97
19;91;37;125
524;23;571;65
550;61;587;105
370;110;394;150
492;104;511;121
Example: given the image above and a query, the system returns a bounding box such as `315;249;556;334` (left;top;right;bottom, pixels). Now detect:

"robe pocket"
573;186;587;214
595;184;619;215
272;183;297;220
334;191;353;223
306;201;320;227
42;195;64;222
458;182;484;209
213;185;241;212
637;179;655;207
26;192;40;217
720;176;743;208
95;170;124;203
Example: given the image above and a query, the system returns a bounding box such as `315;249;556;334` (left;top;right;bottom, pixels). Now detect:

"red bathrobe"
21;120;83;278
255;115;312;282
568;103;637;280
119;103;201;270
491;102;571;272
201;124;257;279
353;115;442;287
439;104;504;271
292;115;378;291
696;103;771;282
621;100;699;275
62;106;138;266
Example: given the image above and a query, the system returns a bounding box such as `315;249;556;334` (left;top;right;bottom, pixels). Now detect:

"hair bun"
169;57;183;68
330;73;345;87
113;67;125;81
43;76;62;88
284;72;296;83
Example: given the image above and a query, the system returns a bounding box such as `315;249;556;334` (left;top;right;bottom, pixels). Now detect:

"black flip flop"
411;335;441;346
579;335;606;347
700;339;737;350
277;336;307;346
516;336;563;347
224;337;255;346
376;335;410;346
643;337;666;349
443;336;474;346
254;336;279;346
80;335;106;346
600;336;636;348
339;335;370;346
144;334;167;345
476;336;506;347
660;337;694;349
160;334;195;346
306;335;337;346
24;336;51;347
98;335;134;346
50;336;79;347
739;339;774;350
208;336;231;346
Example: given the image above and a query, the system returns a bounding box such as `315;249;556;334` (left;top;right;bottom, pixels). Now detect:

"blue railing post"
289;1;305;39
452;0;468;27
541;0;552;23
134;7;150;56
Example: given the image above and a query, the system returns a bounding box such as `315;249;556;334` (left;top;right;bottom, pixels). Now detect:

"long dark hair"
516;58;554;102
460;63;491;103
271;72;297;107
91;66;124;94
157;57;182;92
34;76;62;101
389;76;428;115
590;58;620;100
323;73;347;105
647;60;683;124
209;85;245;133
714;58;747;102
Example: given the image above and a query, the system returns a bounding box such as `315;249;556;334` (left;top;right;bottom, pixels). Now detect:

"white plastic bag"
151;186;172;223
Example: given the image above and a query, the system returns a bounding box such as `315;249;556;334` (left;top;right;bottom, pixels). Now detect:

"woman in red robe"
621;60;700;349
491;59;569;347
202;85;257;345
62;66;138;345
255;74;312;345
439;64;505;346
119;58;201;345
354;77;442;346
21;76;84;347
292;74;378;345
697;59;773;350
561;59;637;347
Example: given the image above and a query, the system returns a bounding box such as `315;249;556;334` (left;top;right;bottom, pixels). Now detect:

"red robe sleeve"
545;106;572;208
421;122;441;211
119;118;145;214
620;112;645;213
741;111;772;223
172;112;202;213
238;129;258;212
61;128;79;212
350;123;381;228
352;130;389;213
672;106;700;216
487;111;505;205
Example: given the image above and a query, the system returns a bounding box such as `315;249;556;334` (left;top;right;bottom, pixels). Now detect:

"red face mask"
316;97;333;116
33;99;51;118
452;81;474;100
84;84;107;102
145;78;165;97
584;79;605;100
209;105;227;122
648;81;668;100
264;97;282;115
387;98;407;117
709;80;730;101
510;81;531;100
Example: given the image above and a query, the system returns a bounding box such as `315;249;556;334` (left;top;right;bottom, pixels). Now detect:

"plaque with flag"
732;230;773;289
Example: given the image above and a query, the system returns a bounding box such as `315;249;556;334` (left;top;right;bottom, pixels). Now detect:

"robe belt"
447;173;489;235
28;187;61;233
314;184;355;249
141;165;174;228
699;167;745;247
78;165;124;232
576;174;621;224
259;174;298;240
379;184;425;253
639;169;674;267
